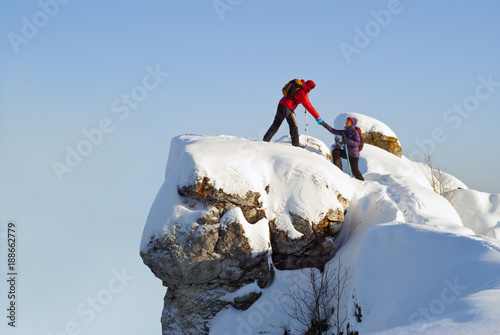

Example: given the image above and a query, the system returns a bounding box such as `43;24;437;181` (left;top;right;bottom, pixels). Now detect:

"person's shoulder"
294;88;307;99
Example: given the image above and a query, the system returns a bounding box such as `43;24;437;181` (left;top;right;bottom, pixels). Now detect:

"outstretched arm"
321;122;343;136
295;90;320;119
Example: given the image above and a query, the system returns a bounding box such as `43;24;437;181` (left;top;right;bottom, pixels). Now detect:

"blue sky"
1;0;499;334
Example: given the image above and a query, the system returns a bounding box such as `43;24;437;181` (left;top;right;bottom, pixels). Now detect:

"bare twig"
281;260;352;335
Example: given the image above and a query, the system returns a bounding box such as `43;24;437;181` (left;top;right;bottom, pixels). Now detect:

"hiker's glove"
342;136;348;144
316;117;324;125
321;122;330;129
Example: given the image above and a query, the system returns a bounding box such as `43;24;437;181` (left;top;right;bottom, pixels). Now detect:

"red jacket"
279;80;320;119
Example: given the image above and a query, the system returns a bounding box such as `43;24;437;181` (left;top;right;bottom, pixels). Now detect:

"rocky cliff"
140;135;352;334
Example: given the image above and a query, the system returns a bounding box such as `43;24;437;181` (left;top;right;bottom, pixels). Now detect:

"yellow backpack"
282;79;304;99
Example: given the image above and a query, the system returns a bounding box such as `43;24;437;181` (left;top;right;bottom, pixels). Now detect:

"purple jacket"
323;117;361;158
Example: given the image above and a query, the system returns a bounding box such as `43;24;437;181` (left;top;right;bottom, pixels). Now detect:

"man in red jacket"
263;79;324;147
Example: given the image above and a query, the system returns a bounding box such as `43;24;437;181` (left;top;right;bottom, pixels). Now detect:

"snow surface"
142;128;500;335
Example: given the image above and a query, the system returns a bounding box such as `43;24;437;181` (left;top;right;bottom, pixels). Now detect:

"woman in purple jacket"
321;116;365;181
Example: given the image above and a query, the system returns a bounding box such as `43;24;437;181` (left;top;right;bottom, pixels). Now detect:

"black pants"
263;103;300;146
332;148;365;181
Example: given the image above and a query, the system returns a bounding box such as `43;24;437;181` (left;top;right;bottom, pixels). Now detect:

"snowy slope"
211;141;500;335
143;127;500;335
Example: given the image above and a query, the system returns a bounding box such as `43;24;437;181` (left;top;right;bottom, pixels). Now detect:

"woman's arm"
321;122;343;136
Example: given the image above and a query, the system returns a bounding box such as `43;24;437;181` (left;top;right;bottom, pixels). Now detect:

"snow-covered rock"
278;134;333;161
140;134;351;334
334;112;403;157
140;121;500;335
449;188;500;239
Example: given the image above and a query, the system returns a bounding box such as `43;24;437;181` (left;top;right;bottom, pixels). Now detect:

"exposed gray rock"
178;176;267;224
269;205;346;270
231;291;263;310
141;203;273;334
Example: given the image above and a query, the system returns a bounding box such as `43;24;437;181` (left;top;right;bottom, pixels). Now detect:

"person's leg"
284;108;300;146
263;104;286;142
332;148;346;170
349;157;365;181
